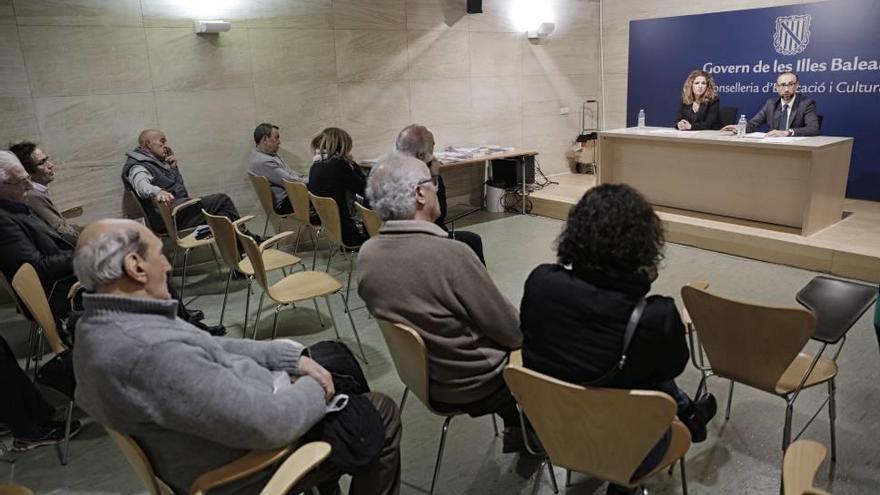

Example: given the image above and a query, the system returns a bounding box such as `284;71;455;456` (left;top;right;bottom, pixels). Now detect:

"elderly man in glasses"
721;71;820;137
357;152;528;453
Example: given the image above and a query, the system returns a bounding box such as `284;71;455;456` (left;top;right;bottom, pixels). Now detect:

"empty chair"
355;202;382;238
153;196;220;302
503;356;691;495
309;192;360;305
681;285;838;466
784;440;831;495
283;179;322;270
795;275;876;361
250;174;294;237
11;263;76;465
105;426;330;495
376;319;498;495
202;211;301;333
236;230;367;362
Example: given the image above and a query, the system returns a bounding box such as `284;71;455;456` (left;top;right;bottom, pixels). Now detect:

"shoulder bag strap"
584;297;648;387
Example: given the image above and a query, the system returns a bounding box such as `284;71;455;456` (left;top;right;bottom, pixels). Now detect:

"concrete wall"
0;0;601;222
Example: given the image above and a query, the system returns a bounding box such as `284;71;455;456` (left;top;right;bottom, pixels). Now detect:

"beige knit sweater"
357;220;521;404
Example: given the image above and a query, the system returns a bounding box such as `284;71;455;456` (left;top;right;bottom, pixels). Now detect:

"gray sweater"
73;293;327;494
247;149;307;209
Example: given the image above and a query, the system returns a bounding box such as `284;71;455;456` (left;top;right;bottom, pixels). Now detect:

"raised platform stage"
530;173;880;283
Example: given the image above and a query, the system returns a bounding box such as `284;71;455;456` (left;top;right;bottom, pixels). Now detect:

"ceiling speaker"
467;0;482;14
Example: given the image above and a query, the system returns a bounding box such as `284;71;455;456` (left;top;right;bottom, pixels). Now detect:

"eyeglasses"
776;81;797;88
416;175;440;188
2;174;32;186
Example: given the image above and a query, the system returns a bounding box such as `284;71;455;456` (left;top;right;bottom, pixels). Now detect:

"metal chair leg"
262;216;270;237
180;248;191;302
309;228;319;271
61;400;74;466
324;296;341;340
344;255;354;306
219;269;232;327
531;459;547;495
210;244;222;275
252;291;266;339
271;305;284;340
565;469;571;487
725;380;735;420
325;245;337;273
293;224;304;257
430;416;454;495
400;388;409;412
243;277;252;336
312;298;325;328
491;414;499;437
680;456;688;495
828;378;837;463
546;459;559;494
339;292;367;363
782;401;794;452
24;322;37;377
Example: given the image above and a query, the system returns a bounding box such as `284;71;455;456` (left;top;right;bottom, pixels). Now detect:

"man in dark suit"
722;71;820;137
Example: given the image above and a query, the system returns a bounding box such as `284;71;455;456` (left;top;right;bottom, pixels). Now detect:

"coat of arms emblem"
773;14;812;56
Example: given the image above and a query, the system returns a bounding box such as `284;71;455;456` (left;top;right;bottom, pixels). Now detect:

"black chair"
817;114;824;132
720;106;738;126
796;275;876;350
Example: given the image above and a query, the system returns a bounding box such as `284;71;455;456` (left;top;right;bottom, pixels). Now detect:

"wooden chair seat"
267;271;342;303
775;353;838;395
238;249;301;275
783;440;831;495
176;231;215;250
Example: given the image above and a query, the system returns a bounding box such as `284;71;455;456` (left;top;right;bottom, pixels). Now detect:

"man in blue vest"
122;129;248;234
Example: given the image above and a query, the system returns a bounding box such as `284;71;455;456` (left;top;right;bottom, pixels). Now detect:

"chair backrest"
202;210;242;271
283;180;317;227
355;202;382;238
503;363;678;485
105;427;174;495
720;106;739;126
783;440;831;495
376;319;433;411
0;272;30;319
681;285;816;394
309;192;343;245
127;190;162;233
236;229;272;294
11;264;66;354
817;114;824;131
259;442;332;495
153;197;181;241
250;174;281;221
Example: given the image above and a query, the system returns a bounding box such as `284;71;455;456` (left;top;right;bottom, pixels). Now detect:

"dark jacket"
675;98;722;130
308;157;367;247
747;95;820;136
520;264;689;390
122;148;189;230
0;199;76;317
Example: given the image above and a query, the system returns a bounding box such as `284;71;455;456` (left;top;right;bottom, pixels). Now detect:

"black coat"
675;98;722;130
308;157;367;247
0;200;76;317
520;264;689;390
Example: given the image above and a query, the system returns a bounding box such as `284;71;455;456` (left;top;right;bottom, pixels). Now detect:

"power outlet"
559;106;570;115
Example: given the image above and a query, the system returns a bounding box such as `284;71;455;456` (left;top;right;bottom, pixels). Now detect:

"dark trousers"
175;193;241;230
433;379;519;429
292;392;402;495
274;197;294;215
0;336;54;436
449;230;485;265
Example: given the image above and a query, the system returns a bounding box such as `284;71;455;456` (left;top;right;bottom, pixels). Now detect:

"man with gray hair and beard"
394;124;485;264
357;152;526;453
73;218;402;495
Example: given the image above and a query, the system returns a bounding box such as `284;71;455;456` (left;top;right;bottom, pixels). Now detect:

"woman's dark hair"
556;184;665;275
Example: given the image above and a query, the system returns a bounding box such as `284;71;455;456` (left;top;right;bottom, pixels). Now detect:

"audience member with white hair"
394;124;485;264
357;152;527;453
73;218;402;495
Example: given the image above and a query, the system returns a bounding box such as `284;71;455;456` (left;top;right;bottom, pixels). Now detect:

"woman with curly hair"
520;184;716;495
675;69;722;130
308;127;368;247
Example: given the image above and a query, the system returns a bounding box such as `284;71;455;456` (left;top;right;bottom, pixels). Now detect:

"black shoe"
682;393;717;443
205;324;227;337
696;392;718;424
185;309;205;322
12;420;82;452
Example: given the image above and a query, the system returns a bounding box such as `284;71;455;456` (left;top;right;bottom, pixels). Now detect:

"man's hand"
154;190;174;204
676;120;692;131
720;124;737;133
766;129;790;137
297;355;334;401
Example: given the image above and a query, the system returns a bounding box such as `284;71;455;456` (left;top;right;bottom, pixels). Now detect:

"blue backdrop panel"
626;0;880;200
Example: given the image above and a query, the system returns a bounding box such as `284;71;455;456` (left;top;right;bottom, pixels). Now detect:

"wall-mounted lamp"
527;22;556;40
194;20;232;34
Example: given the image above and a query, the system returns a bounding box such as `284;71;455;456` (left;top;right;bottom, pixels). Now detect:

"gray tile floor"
1;213;878;494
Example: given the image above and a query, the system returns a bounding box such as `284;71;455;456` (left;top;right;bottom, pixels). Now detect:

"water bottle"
637;109;646;128
736;115;747;137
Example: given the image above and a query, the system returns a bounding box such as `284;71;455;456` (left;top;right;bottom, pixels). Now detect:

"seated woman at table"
308;127;368;247
675;69;722;131
520;184;717;494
